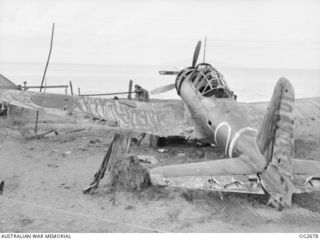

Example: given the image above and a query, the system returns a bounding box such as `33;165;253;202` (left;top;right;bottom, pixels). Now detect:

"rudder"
257;78;296;208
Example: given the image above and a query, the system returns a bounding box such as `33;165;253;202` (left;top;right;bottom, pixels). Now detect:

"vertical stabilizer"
257;78;296;209
0;74;18;89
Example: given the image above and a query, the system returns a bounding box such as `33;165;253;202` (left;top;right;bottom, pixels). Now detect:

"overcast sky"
0;0;320;69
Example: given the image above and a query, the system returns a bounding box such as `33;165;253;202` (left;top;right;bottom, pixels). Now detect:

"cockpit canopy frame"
190;63;234;98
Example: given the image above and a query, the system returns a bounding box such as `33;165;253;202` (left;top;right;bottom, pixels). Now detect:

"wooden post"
35;22;55;134
39;23;55;93
128;80;133;100
69;81;74;95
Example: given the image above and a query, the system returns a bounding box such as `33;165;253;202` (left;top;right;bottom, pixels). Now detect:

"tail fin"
257;77;295;174
0;74;19;89
257;78;296;208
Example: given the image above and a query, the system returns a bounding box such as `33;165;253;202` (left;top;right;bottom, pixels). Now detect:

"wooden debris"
0;180;4;195
28;129;59;140
83;132;133;194
62;151;71;157
137;155;158;164
157;148;168;153
64;128;86;134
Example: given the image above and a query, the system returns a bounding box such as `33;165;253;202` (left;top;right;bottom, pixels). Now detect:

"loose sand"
0;107;320;232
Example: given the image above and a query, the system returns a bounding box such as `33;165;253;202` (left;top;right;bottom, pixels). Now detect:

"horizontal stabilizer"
294;159;320;175
150;155;263;178
150;174;264;194
293;159;320;193
149;156;264;194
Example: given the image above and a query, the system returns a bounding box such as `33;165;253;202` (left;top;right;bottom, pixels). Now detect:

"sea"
0;62;319;103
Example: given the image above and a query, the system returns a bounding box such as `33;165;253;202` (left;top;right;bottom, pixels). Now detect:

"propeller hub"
151;40;202;96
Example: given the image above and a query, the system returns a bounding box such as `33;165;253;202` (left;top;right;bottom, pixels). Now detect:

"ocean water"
0;62;319;103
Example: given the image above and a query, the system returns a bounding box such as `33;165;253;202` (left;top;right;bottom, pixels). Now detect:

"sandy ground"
0;107;320;233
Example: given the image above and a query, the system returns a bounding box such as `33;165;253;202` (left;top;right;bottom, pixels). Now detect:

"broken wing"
0;89;194;137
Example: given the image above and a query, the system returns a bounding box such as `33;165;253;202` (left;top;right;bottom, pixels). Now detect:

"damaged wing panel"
0;89;194;137
0;90;74;116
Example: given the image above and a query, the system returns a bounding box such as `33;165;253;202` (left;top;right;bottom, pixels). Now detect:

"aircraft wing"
1;89;318;137
239;97;320;129
0;89;194;137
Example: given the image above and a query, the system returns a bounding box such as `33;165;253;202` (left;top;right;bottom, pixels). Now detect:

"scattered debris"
21;217;34;226
62;151;71;157
125;205;135;210
137;155;158;164
0;181;4;195
88;139;101;147
218;191;224;200
89;139;101;144
65;128;86;134
194;150;205;158
27;129;59;139
78;146;86;151
177;152;185;158
47;164;59;168
157;148;168;153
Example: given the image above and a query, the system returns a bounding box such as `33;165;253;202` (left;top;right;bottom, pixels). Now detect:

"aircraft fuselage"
177;66;266;173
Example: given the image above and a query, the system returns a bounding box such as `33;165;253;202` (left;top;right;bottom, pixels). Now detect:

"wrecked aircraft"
0;41;320;210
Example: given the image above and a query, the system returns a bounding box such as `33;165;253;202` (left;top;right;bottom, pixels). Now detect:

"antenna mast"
203;36;207;62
